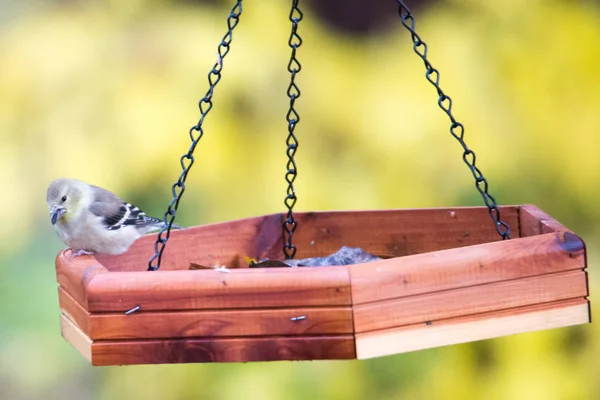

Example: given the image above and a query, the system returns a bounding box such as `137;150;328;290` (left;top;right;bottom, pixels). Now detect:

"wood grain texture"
265;207;520;261
519;204;571;237
58;285;353;340
91;335;356;366
93;206;519;273
356;298;590;359
53;205;590;365
353;270;588;333
60;314;92;362
350;232;585;306
88;307;353;340
95;213;283;272
87;266;352;312
55;250;108;307
58;287;90;336
59;314;355;365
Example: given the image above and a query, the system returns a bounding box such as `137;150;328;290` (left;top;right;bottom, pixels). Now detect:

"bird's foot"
72;249;94;257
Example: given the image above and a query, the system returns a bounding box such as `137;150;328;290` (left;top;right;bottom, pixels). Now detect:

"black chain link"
148;1;243;271
283;0;303;259
395;0;511;240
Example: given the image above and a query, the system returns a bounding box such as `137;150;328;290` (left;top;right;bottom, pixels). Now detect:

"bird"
46;178;181;256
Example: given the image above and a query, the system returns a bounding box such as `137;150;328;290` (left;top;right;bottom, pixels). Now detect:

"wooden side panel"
60;314;92;362
520;205;544;237
91;335;357;366
519;204;572;237
59;313;356;365
353;270;587;333
88;307;353;340
95;206;519;273
266;207;520;261
55;250;108;307
58;287;90;336
87;266;352;312
95;214;283;272
356;298;590;359
54;205;589;366
350;232;585;306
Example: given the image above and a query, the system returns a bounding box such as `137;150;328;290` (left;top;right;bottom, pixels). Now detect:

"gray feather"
88;186;163;232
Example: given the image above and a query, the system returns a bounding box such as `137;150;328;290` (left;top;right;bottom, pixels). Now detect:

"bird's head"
46;178;87;225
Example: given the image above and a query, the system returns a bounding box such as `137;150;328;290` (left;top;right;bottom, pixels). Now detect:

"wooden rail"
55;205;590;366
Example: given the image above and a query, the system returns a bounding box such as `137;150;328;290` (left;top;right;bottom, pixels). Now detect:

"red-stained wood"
89;307;353;340
87;266;352;312
53;205;591;365
58;286;90;336
58;286;353;340
349;232;585;306
355;298;591;359
95;214;283;272
94;206;520;273
263;207;520;261
353;269;588;333
55;250;108;307
519;205;544;237
519;204;572;237
91;335;356;365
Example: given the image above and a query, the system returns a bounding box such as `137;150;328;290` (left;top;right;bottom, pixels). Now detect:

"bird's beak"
50;205;66;225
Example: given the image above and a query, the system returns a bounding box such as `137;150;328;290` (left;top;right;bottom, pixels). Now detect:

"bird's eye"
61;195;67;202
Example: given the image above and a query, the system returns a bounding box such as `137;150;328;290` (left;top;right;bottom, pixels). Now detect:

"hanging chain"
283;0;303;259
148;1;244;271
395;0;511;240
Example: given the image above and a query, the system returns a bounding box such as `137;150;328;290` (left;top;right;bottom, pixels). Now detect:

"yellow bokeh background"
0;0;598;399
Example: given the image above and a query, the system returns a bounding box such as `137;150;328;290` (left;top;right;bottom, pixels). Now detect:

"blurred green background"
1;0;599;398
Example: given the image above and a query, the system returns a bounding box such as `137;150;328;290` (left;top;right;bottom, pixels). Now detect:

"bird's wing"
88;185;162;231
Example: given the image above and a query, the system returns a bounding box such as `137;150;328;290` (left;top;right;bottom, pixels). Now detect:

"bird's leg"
72;249;94;257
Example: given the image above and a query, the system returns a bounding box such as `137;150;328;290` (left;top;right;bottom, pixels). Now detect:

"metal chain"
283;0;303;259
395;0;511;240
148;1;244;271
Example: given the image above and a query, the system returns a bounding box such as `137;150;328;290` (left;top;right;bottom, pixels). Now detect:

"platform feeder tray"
55;205;591;366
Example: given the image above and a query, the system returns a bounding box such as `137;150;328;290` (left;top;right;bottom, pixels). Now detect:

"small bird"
46;178;179;256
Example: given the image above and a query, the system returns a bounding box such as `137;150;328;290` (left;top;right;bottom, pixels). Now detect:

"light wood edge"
348;232;584;306
58;286;91;338
355;298;590;359
352;269;587;333
60;313;92;362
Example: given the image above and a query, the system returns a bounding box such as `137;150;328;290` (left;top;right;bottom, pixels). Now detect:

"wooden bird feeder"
56;205;590;366
54;2;591;365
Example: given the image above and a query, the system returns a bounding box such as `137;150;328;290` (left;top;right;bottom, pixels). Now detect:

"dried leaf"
189;263;213;270
248;260;291;268
244;255;258;265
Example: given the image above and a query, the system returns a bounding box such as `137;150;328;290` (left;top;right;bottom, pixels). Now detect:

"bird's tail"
157;221;184;230
146;221;185;234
